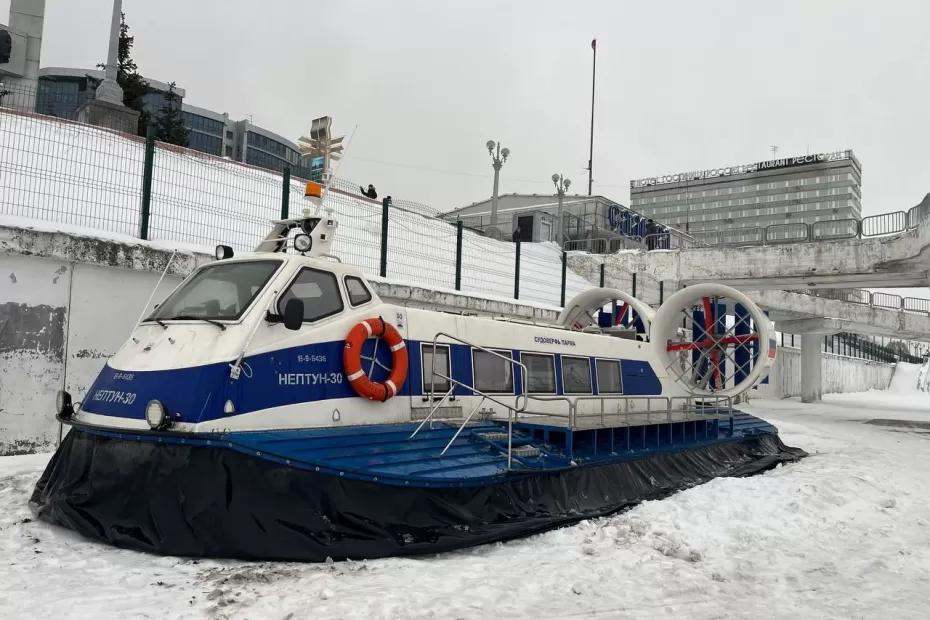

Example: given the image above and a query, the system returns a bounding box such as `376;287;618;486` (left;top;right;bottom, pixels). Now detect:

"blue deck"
80;412;778;488
223;412;776;487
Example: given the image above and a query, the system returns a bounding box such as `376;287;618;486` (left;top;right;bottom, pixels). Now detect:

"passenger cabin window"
472;349;514;393
149;260;281;321
344;276;372;306
521;353;556;393
278;268;344;322
595;359;623;394
421;344;451;394
562;356;593;394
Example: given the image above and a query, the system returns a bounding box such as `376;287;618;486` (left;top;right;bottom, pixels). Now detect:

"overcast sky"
10;0;930;214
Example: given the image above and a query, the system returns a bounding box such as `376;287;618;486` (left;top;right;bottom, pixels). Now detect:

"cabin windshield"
148;260;282;322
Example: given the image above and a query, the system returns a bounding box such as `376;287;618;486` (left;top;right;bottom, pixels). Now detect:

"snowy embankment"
0;110;592;307
3;389;930;619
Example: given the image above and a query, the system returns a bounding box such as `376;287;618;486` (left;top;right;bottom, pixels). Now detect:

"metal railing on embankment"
564;201;930;254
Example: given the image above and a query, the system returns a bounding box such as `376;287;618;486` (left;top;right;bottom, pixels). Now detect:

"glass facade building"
35;68;186;125
141;90;180;116
182;110;225;156
35;75;94;119
244;129;301;172
630;150;863;238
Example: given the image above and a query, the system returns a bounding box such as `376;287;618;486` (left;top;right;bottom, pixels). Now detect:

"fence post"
560;251;567;307
139;125;156;240
599;262;605;287
280;166;291;220
455;220;463;291
380;196;391;277
514;240;521;300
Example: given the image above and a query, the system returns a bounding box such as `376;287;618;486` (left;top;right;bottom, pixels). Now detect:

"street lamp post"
486;140;510;237
552;173;571;247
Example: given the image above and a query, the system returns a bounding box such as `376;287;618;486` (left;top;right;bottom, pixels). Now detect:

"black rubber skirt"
30;428;806;562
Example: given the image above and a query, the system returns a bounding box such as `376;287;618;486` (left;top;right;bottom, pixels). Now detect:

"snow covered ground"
2;389;929;620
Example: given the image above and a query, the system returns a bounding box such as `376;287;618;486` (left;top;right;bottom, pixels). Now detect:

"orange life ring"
344;317;408;401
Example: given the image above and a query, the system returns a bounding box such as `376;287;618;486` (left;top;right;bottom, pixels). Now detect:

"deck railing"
412;330;737;468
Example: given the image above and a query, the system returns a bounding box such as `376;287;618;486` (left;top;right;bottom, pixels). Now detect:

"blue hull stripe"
85;340;662;424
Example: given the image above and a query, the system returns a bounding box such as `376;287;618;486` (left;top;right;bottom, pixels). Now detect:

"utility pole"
587;38;597;195
486;140;510;238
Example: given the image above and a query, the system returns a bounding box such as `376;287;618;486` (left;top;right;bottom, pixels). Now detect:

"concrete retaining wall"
0;253;184;453
757;346;894;399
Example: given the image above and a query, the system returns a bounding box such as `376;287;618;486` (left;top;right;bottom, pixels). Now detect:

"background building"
440;193;652;249
36;67;185;119
0;1;45;100
181;109;307;176
181;103;232;157
235;120;302;173
21;67;312;178
630;149;862;240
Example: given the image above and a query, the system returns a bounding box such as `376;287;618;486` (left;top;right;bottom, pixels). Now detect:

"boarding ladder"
408;332;528;469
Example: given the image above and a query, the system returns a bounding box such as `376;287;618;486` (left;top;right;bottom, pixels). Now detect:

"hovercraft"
31;182;805;561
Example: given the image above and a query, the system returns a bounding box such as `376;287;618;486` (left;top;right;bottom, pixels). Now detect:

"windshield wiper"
164;315;227;331
154;318;167;329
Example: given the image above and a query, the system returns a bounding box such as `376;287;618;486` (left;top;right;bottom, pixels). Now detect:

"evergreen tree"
154;83;189;147
97;13;189;145
99;13;151;134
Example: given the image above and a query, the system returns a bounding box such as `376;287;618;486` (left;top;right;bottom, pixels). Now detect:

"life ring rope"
344;317;408;401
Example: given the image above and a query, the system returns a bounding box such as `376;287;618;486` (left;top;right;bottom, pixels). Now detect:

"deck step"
512;445;541;458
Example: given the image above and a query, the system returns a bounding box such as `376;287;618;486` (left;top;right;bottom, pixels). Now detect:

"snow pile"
0;110;592;307
918;359;930;392
4;393;930;618
889;362;925;394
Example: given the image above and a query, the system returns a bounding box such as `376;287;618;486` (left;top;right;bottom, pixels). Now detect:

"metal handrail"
799;288;930;318
766;222;810;244
668;394;734;415
573;395;673;428
564;198;930;254
524;393;714;429
427;331;528;411
411;331;529;468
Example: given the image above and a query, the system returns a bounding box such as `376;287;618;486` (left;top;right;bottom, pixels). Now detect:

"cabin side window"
521;352;556;394
472;349;514;394
562;356;593;394
344;276;373;307
278;268;344;322
595;359;623;394
421;344;451;394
